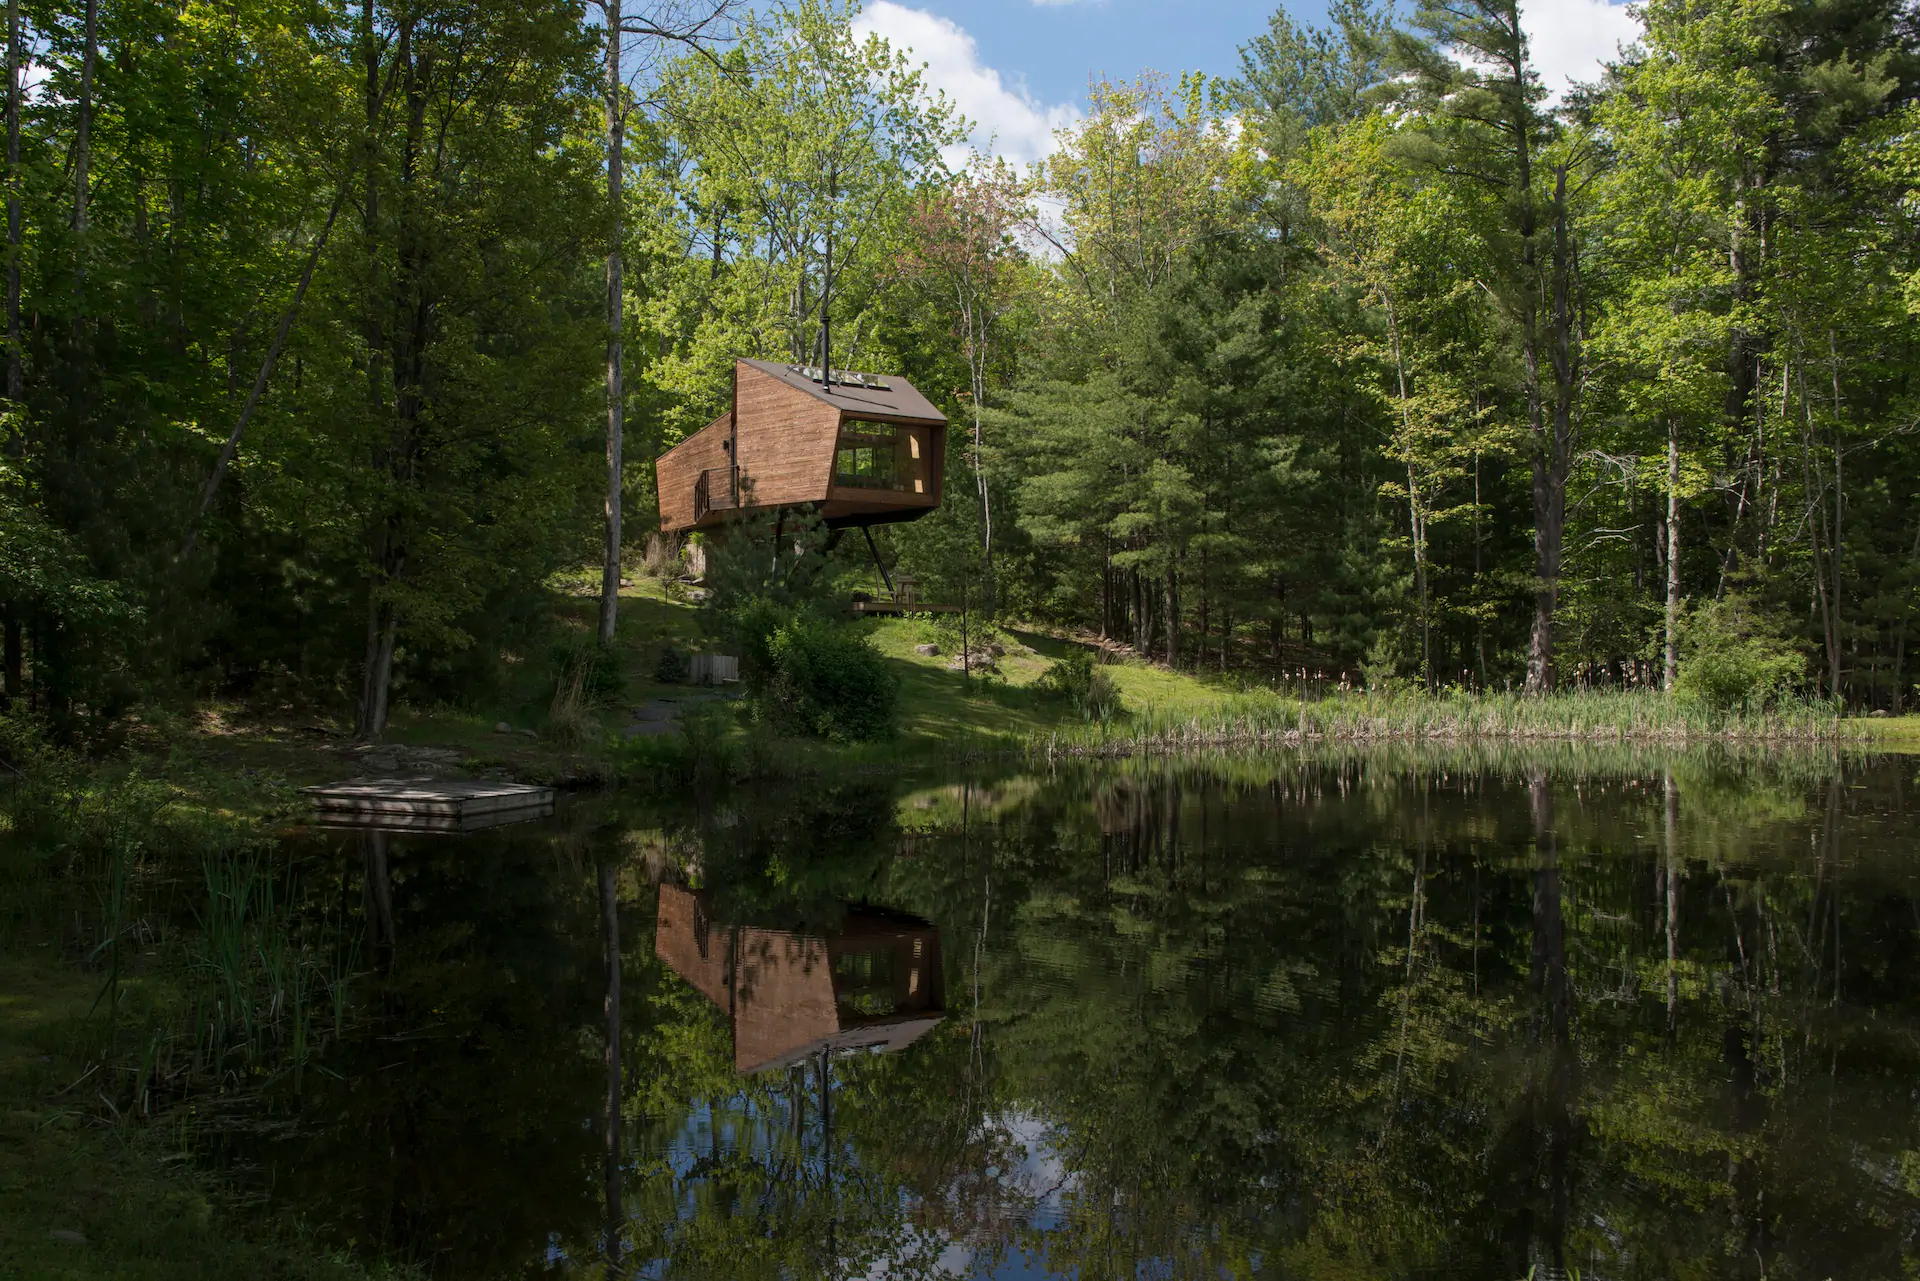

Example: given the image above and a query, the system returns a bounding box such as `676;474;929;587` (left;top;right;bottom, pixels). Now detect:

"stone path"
623;691;735;738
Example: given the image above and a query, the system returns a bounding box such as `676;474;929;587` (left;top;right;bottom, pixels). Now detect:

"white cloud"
1521;0;1642;98
852;1;1080;169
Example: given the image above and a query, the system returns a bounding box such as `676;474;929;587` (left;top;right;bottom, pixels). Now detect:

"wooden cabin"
655;359;948;535
654;884;945;1074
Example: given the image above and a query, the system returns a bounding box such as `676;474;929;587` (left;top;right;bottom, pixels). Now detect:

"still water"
231;748;1920;1279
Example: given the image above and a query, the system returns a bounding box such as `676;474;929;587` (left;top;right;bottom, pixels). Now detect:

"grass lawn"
66;570;1877;828
1858;714;1920;752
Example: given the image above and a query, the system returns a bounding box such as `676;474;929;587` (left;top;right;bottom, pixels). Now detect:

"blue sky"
868;0;1296;105
848;0;1642;167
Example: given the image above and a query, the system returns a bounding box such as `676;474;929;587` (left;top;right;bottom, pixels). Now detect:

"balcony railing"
693;467;738;521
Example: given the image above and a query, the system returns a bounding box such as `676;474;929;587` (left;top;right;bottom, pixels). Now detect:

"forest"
3;0;1918;746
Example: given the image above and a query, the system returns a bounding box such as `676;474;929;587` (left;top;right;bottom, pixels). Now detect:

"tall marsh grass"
0;722;358;1117
1030;688;1861;759
190;848;356;1094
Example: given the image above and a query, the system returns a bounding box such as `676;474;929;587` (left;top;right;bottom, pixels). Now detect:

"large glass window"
834;422;925;493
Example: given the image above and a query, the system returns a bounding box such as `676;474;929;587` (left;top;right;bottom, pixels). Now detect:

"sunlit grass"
1858;714;1920;753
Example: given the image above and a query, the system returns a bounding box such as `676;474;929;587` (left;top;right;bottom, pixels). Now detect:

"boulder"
913;643;940;656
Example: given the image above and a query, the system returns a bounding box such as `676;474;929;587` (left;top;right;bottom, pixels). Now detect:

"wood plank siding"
654;410;732;533
655;359;948;535
733;362;842;508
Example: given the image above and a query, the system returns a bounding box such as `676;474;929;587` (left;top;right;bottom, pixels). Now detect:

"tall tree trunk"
598;3;624;646
6;0;19;404
1381;289;1429;689
74;0;95;236
1828;335;1845;701
1526;168;1577;695
1801;370;1840;698
3;0;21;704
1665;421;1681;691
965;297;994;618
1164;564;1178;669
1895;522;1920;714
358;16;424;742
357;597;399;740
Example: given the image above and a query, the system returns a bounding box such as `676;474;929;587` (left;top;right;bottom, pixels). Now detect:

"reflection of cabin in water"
654;360;948;535
654;884;945;1074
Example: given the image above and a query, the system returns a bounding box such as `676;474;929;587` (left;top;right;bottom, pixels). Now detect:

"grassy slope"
137;574;1890;802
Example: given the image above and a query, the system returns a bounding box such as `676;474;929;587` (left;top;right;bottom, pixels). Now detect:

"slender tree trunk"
1665;422;1681;691
598;3;624;646
74;0;95;236
3;0;21;703
1828;335;1845;701
1527;168;1577;695
6;0;19;405
1164;564;1178;669
1381;290;1429;689
1474;450;1487;688
357;16;424;742
1;609;17;706
357;598;399;740
1802;371;1840;698
1895;522;1920;714
972;392;992;615
1100;532;1112;640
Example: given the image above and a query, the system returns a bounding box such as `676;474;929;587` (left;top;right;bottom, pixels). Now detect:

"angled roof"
740;359;948;425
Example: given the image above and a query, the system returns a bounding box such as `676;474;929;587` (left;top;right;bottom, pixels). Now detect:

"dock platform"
305;778;556;832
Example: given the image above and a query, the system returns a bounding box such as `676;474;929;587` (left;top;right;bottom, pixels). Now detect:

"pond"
198;748;1920;1277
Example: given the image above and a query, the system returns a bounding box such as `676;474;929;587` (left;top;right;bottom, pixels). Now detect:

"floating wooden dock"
304;778;555;832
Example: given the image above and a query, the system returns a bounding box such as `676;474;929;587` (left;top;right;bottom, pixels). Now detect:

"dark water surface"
230;750;1920;1278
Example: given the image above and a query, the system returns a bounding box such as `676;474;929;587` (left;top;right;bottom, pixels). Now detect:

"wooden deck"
305;778;555;831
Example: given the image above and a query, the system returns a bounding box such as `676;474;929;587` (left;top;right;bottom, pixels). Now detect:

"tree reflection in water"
231;756;1920;1279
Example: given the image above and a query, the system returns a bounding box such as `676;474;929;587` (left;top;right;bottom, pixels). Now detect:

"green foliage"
543;638;621;747
743;607;899;741
652;646;690;684
1674;596;1807;712
2;0;1918;748
1037;649;1126;719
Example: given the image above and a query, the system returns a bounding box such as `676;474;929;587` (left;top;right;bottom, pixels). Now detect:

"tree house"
655;359;947;536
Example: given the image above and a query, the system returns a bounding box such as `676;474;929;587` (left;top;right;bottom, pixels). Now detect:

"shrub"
758;614;898;742
1038;649;1125;719
932;615;1004;656
653;646;689;684
1674;596;1805;713
548;635;624;703
545;638;621;745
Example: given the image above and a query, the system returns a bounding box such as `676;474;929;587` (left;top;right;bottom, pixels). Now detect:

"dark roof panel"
740;358;948;425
